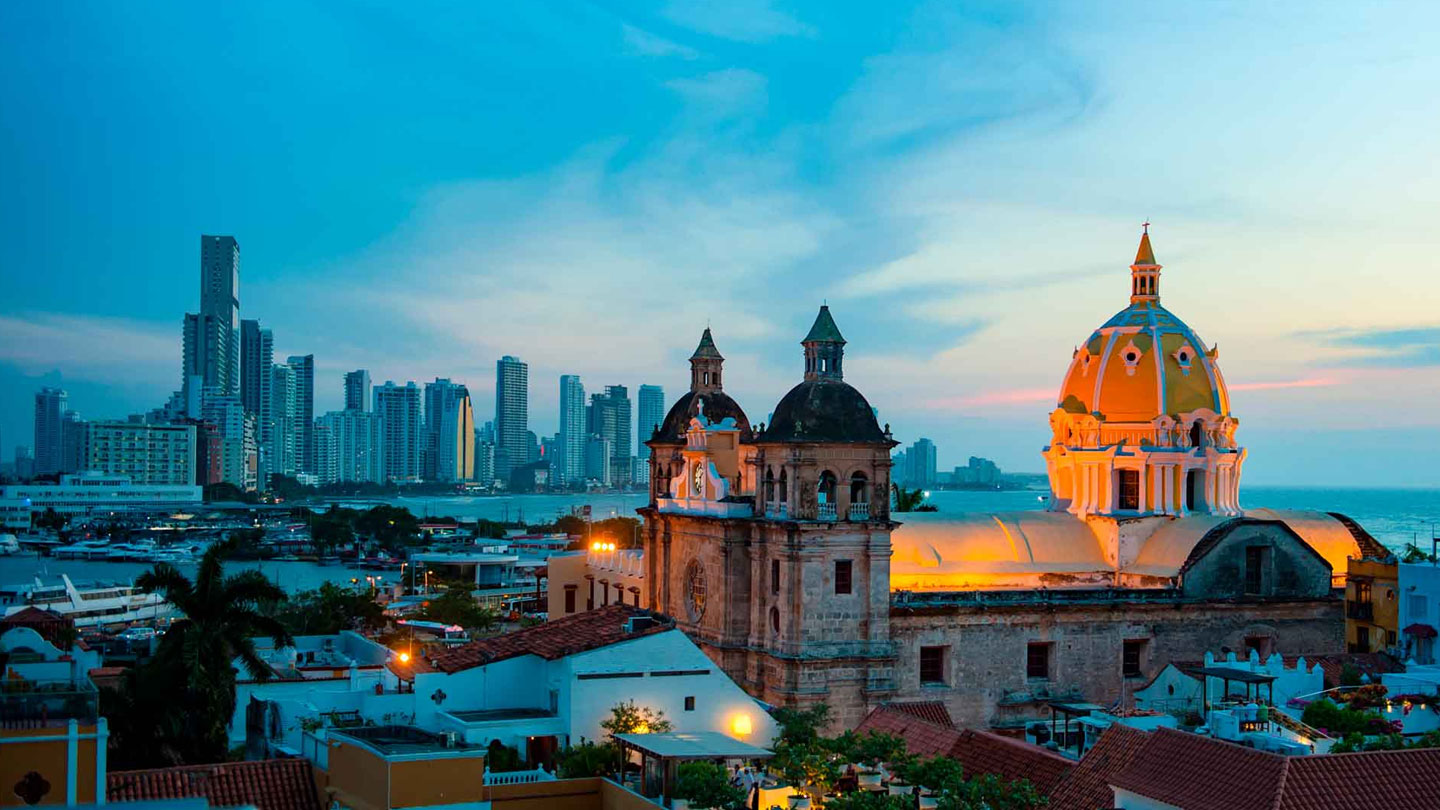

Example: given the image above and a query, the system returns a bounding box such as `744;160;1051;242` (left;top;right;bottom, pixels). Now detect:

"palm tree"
134;536;292;764
891;483;927;512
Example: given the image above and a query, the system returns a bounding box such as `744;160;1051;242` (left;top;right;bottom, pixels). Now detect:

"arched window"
764;467;776;502
1190;420;1204;448
849;472;869;503
778;469;788;503
818;471;837;504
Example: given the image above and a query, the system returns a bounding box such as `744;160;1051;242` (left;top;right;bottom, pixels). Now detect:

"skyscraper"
588;385;632;487
287;355;315;474
344;370;371;412
558;375;586;486
60;412;87;475
424;379;474;482
184;236;241;405
239;320;272;415
32;387;68;476
494;356;528;484
906;437;938;488
375;381;423;483
636;384;664;456
267;363;298;480
201;391;256;491
316;410;384;484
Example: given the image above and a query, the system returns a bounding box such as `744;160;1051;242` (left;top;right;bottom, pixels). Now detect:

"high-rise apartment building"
201;391;256;491
558;375;586;486
267;364;298;482
344;370;371;412
60;412;87;475
585;435;613;486
494;356;528;484
424;379;474;482
183;236;241;407
286;355;315;475
239;320;273;415
375;382;422;483
85;422;197;486
32;387;68;476
636;385;665;454
473;430;495;486
905;437;938;488
588;385;632;487
315;410;384;484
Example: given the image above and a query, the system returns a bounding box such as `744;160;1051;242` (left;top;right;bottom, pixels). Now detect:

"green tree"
891;483;927;513
130;537;293;764
674;761;746;810
557;741;615;778
601;699;674;740
419;589;498;632
356;505;421;548
273;582;385;635
772;703;831;747
824;793;911;810
311;506;356;553
937;773;1047;810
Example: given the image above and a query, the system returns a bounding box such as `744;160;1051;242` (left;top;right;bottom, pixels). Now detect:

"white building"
1399;561;1440;664
247;605;777;767
1;473;202;515
84;421;197;486
316;410;384;485
0;498;32;530
1134;649;1323;718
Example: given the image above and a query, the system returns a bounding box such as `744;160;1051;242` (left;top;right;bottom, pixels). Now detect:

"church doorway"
1186;470;1206;511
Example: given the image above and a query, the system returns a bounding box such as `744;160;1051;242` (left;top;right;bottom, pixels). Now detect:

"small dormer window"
1121;344;1142;376
1173;346;1195;376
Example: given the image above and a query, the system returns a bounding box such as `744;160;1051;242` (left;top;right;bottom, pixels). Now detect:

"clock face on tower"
693;462;706;497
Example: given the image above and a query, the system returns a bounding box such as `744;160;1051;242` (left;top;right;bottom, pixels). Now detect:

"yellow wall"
547;551;647;619
1346;557;1399;652
324;740;390;810
489;778;659;810
389;757;486;808
0;726;98;807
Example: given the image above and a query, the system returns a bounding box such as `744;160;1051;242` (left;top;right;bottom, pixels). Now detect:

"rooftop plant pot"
786;795;811;809
857;770;883;788
887;781;913;797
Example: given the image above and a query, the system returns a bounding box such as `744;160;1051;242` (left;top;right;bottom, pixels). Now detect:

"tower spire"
802;305;846;381
1130;224;1162;304
689;328;724;393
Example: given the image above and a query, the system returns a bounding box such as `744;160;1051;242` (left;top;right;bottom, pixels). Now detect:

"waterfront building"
558;374;586;485
374;381;422;483
635;384;663;487
183;235;242;406
287;355;315;475
202;391;258;491
84;421;197;485
585;435;612;486
493;356;528;484
473;434;495;486
1;473;202;515
316;410;385;485
344;369;371;412
32;386;68;476
423;379;474;482
904;437;937;487
588;385;632;487
953;455;1001;486
240;319;273;415
59;411;87;475
267;363;299;482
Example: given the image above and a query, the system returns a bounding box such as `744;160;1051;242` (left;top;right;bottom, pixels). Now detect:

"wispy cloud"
661;0;815;43
1299;326;1440;367
665;69;768;118
620;23;699;60
1229;376;1343;392
920;387;1055;410
0;312;176;386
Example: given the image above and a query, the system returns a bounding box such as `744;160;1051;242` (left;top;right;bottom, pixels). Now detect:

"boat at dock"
0;574;178;628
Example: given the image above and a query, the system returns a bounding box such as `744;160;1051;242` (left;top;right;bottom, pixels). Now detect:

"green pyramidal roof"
802;305;846;344
690;327;723;360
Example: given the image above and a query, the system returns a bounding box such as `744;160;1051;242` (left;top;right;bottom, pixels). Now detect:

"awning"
614;731;773;761
1404;623;1438;639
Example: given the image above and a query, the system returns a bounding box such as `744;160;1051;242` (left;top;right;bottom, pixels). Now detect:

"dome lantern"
689;327;724;393
802;305;846;381
1130;223;1162;305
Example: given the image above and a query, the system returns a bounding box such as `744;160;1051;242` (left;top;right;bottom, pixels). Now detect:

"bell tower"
690;328;724;393
802;305;845;381
1130;223;1162;304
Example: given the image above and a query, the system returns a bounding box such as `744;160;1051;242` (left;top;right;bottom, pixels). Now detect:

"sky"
2;1;1439;487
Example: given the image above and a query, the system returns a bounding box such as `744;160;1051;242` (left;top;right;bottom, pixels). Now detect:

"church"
617;230;1385;733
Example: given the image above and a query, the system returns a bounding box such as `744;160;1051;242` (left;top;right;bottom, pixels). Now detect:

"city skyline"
3;3;1440;486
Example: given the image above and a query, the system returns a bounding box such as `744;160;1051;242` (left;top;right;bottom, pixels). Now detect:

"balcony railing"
766;503;788;519
0;680;99;729
817;502;837;521
849;502;870;520
1346;601;1374;621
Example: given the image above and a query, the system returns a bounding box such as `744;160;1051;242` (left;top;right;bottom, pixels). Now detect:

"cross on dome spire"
1130;225;1162;304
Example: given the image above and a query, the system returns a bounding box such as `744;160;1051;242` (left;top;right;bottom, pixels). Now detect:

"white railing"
849;502;870;520
483;767;556;786
817;502;837;521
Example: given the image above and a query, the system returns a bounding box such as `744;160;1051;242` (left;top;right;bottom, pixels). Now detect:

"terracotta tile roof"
429;604;672;673
1047;725;1151;810
882;700;955;728
949;729;1074;796
1279;748;1440;810
108;759;322;810
1111;727;1440;810
1;606;69;626
854;704;962;758
854;706;1072;794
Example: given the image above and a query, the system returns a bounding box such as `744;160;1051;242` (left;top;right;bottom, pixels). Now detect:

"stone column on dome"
1136;462;1148;514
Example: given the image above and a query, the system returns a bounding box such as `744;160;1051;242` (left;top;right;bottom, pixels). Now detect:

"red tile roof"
854;705;1072;794
108;759;323;810
949;729;1073;796
1110;728;1440;810
0;606;69;626
1047;725;1151;810
882;700;955;728
854;704;962;758
429;604;672;673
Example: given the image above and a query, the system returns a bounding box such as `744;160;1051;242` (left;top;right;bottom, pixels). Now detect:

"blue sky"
3;1;1439;486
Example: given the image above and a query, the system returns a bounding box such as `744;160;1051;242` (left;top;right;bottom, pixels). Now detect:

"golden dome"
1056;232;1230;423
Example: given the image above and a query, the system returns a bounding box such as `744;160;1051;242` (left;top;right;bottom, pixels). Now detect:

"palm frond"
221;569;289;608
136;564;194;606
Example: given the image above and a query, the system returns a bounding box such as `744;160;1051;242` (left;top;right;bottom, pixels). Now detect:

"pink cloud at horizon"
1228;376;1343;392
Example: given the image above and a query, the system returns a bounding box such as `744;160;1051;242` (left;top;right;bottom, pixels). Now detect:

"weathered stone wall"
1181;520;1334;600
886;596;1343;731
